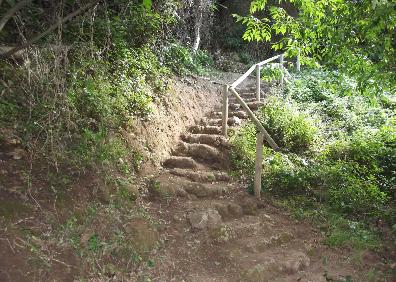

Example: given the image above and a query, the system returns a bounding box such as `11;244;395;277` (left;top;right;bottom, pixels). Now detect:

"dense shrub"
0;0;214;187
257;98;319;153
231;68;395;228
162;43;214;75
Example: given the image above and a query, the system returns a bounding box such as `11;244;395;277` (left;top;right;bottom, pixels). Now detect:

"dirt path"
132;88;384;282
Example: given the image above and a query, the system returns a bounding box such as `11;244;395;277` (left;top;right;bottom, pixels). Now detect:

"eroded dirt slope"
133;85;395;282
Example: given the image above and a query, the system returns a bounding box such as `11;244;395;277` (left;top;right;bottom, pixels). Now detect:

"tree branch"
0;0;32;33
0;1;99;59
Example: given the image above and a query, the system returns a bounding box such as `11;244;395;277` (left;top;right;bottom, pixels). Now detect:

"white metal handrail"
222;50;301;198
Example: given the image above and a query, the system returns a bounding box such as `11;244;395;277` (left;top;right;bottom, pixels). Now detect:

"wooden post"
296;48;301;72
279;54;284;90
254;132;264;199
221;84;229;136
255;64;261;102
229;87;280;151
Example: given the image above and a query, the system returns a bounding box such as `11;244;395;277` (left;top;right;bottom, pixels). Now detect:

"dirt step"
229;97;258;103
246;101;264;111
162;156;198;169
231;92;256;99
181;133;230;149
238;250;311;281
210;110;248;119
200;118;222;126
172;142;229;168
151;174;227;200
189;125;222;135
234;231;295;253
168;168;230;183
200;117;242;127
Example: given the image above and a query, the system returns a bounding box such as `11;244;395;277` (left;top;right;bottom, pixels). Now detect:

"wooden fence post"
279;54;284;90
296;48;301;72
256;64;261;102
254;132;264;199
221;84;229;136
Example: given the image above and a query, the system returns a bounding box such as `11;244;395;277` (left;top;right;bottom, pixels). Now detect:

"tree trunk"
192;0;203;52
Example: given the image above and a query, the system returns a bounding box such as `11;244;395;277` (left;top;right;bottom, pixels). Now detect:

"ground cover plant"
231;68;396;249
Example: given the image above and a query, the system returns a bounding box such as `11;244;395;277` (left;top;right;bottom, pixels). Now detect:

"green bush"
319;162;388;216
258;97;319;153
162;43;213;75
231;68;395;233
0;1;172;182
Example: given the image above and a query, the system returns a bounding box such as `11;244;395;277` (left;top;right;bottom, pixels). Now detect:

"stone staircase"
144;88;358;281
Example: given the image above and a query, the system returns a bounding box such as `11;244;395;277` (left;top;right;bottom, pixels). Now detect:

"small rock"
257;201;266;209
124;218;159;254
184;182;208;198
214;203;229;219
7;148;25;160
227;203;243;218
282;251;310;274
242;263;273;281
188;209;222;230
187;194;198;201
228;116;242;126
241;197;258;215
175;188;188;197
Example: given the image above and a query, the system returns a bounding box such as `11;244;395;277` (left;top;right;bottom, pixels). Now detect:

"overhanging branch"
0;0;99;59
0;0;32;33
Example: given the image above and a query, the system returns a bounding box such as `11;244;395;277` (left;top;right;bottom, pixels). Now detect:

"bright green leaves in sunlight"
249;0;268;13
237;0;396;94
142;0;152;11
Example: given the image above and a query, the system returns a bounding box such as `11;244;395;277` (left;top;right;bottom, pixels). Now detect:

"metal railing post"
221;84;229;137
255;64;261;102
254;132;264;199
279;54;284;89
296;48;301;72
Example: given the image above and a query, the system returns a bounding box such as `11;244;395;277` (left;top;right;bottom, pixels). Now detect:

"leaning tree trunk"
192;0;203;52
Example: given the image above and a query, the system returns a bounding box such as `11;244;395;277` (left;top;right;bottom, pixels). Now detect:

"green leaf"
142;0;152;11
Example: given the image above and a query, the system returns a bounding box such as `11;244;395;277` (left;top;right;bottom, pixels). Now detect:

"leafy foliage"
235;0;396;94
161;43;214;75
231;69;395;235
257;97;318;153
0;0;214;189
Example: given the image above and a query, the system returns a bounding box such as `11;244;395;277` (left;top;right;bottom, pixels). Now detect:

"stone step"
229;97;258;103
200;117;242;127
168;168;230;183
162;156;198;169
210;110;248;119
189;125;222;135
239;250;310;281
227;101;264;111
173;142;227;165
181;133;230;149
151;174;227;200
183;181;227;199
201;118;222;126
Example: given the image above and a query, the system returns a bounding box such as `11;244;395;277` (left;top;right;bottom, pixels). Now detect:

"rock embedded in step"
188;209;222;230
241;197;258;215
227;203;243;218
229;103;241;111
124;218;159;254
214;203;230;219
241;263;273;281
228;116;242;126
241;251;310;281
281;251;310;274
163;157;197;169
184;182;208;198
